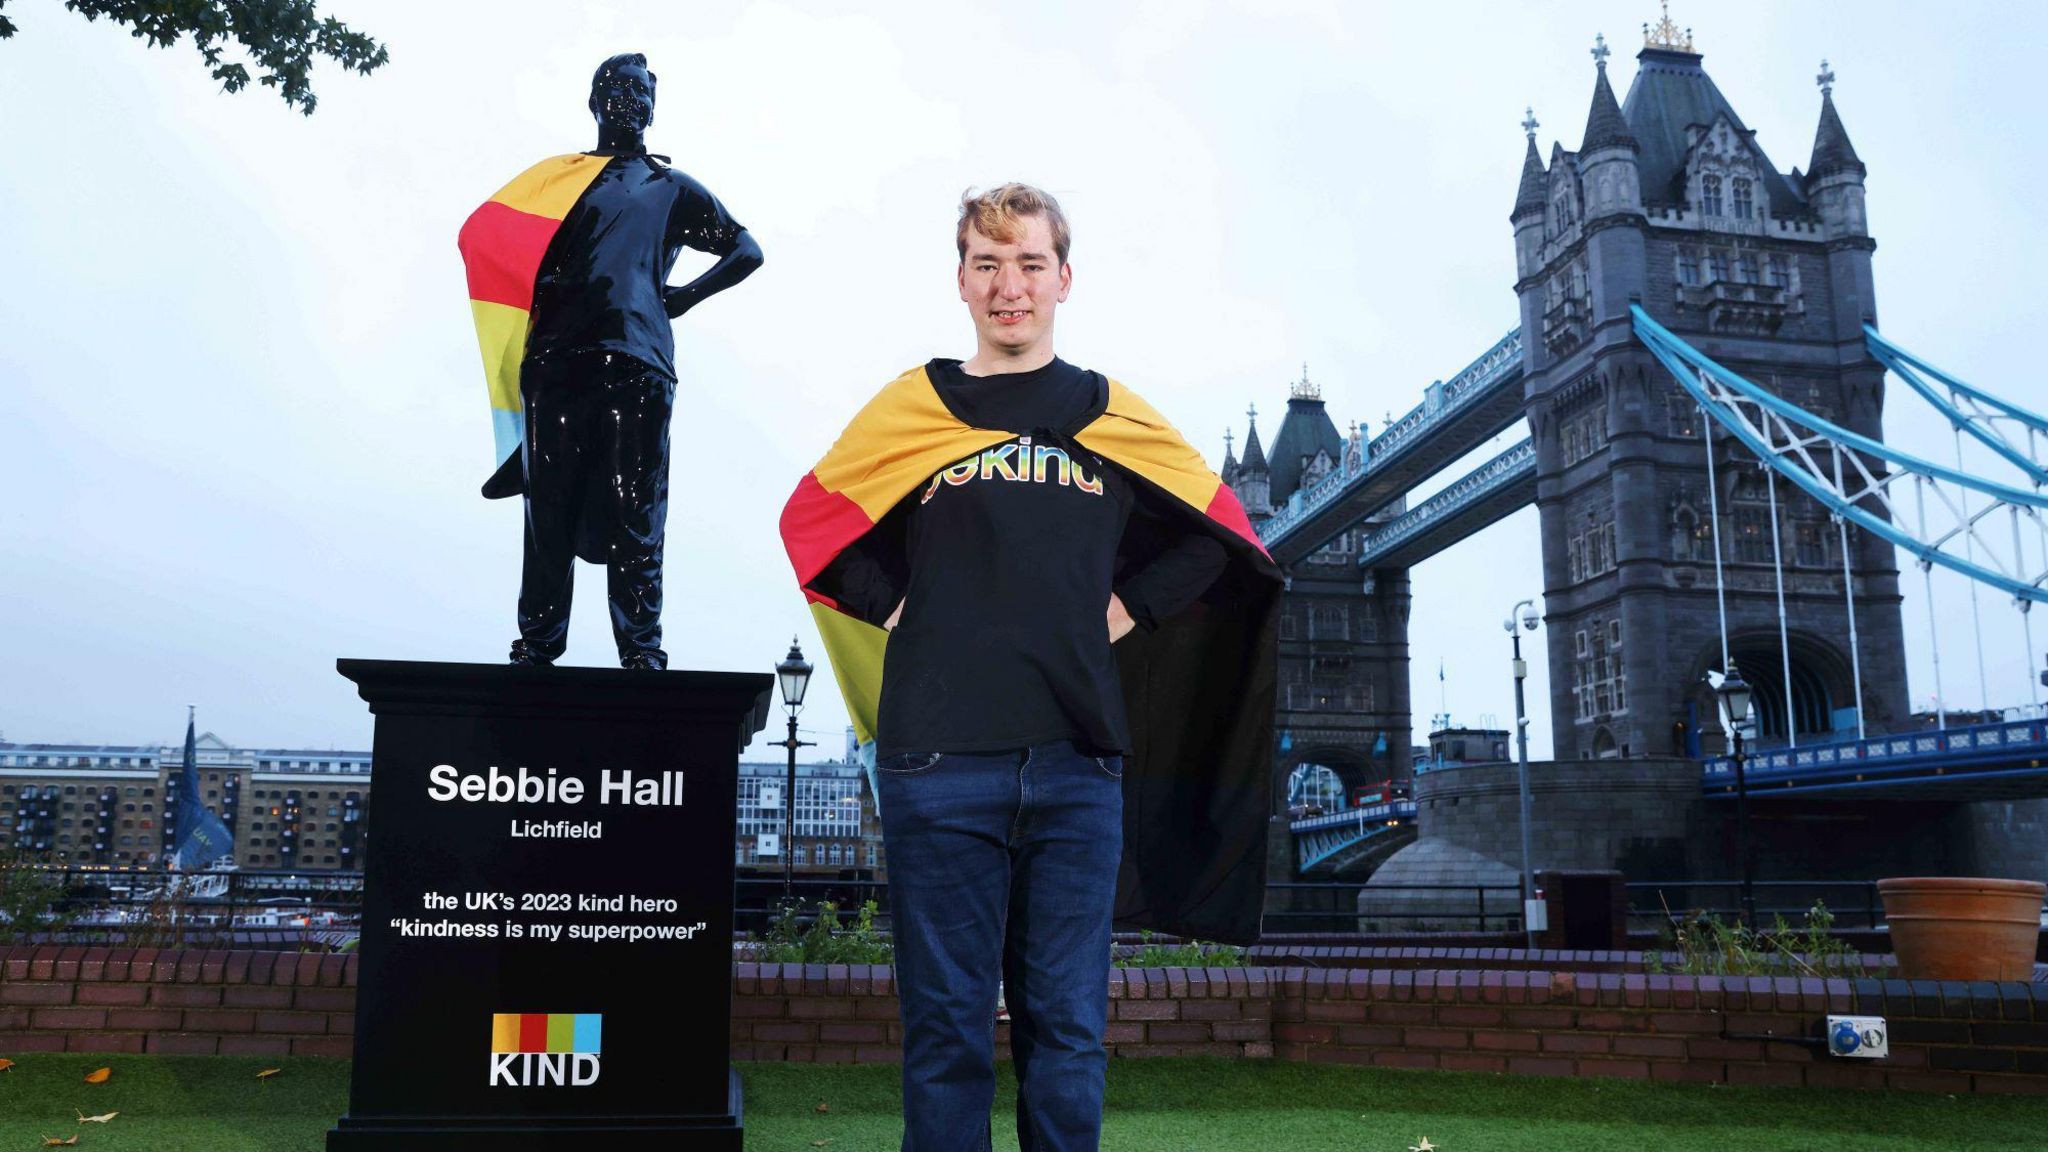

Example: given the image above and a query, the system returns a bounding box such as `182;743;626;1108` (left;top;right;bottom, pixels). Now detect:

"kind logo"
489;1013;601;1087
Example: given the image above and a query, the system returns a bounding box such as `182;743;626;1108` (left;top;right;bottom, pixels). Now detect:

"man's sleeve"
1114;486;1229;632
808;499;910;628
666;171;747;255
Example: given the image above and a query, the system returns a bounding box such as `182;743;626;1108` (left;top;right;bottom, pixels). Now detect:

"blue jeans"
876;739;1123;1152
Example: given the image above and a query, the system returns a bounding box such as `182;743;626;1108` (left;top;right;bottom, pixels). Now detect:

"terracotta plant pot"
1877;877;2045;981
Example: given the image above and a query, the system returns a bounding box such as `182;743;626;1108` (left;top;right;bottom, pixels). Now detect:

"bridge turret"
1805;61;1879;351
1511;109;1549;280
1804;61;1867;240
1235;404;1272;520
1577;36;1644;225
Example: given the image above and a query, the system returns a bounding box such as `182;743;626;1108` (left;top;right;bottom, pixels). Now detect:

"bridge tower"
1226;373;1414;879
1511;26;1907;760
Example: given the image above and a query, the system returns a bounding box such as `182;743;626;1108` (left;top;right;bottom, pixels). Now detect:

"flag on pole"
172;708;233;871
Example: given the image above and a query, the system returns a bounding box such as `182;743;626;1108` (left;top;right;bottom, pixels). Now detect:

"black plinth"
328;660;771;1151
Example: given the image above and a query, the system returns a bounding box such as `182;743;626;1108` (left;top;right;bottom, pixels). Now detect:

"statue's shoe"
508;641;555;668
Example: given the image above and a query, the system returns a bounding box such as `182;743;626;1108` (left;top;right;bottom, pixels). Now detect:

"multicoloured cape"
456;153;610;496
780;365;1283;944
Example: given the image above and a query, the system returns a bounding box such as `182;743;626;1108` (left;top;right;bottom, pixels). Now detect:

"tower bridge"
1245;18;2048;893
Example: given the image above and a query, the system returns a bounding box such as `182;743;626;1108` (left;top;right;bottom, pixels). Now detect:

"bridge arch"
1682;630;1858;750
1279;742;1385;813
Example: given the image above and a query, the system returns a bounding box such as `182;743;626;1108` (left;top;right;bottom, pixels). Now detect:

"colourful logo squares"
491;1013;600;1055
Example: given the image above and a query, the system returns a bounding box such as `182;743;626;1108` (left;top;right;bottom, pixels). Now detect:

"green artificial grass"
739;1058;2048;1152
0;1054;350;1149
0;1054;2041;1150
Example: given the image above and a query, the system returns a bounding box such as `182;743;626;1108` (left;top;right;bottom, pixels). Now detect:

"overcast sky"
3;0;2044;762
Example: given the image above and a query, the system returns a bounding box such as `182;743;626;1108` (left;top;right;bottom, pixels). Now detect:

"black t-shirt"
526;153;745;380
826;357;1228;758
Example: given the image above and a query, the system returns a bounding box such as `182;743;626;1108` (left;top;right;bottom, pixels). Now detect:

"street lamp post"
1711;662;1757;928
1505;598;1541;950
775;637;815;907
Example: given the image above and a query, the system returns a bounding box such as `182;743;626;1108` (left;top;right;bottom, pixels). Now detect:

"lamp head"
776;636;813;709
1710;662;1753;735
1723;667;1753;724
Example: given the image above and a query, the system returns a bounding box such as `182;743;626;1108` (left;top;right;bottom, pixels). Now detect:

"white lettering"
427;764;459;802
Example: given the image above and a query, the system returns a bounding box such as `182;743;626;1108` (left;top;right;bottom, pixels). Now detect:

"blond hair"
955;183;1071;266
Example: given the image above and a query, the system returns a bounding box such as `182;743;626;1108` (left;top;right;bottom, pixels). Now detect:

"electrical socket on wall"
1826;1015;1888;1059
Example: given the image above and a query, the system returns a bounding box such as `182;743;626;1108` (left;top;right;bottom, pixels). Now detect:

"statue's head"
590;53;656;135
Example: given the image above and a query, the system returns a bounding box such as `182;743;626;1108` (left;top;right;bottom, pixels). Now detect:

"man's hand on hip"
1107;594;1135;643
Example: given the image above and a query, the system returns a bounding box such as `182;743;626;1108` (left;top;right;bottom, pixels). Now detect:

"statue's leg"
604;367;674;669
513;376;587;664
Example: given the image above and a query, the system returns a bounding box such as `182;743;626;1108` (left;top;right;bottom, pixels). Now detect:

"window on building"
1560;408;1607;467
1571;618;1627;721
1678;248;1699;286
1735;254;1756;283
1732;177;1753;220
1794;521;1832;568
1701;174;1723;217
1734;501;1775;565
1767;256;1791;290
1668;396;1699;438
1705;251;1726;284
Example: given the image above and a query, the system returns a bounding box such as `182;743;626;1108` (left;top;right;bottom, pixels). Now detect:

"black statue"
458;53;762;670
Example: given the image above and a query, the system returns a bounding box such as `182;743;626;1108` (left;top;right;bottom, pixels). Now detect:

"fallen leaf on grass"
810;1142;834;1148
0;1058;15;1072
82;1067;110;1084
41;1138;78;1147
813;1101;830;1113
77;1111;118;1123
256;1068;283;1081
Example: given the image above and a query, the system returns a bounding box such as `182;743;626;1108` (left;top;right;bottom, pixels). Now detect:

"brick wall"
0;946;354;1057
3;947;2042;1094
732;962;2048;1093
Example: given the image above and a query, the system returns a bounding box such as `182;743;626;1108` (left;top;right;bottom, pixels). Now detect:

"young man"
781;184;1281;1151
